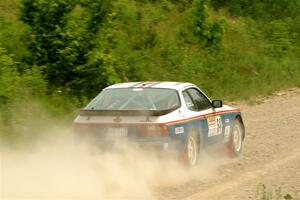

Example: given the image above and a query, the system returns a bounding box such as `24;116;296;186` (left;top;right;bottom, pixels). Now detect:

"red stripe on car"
166;109;240;125
135;81;156;88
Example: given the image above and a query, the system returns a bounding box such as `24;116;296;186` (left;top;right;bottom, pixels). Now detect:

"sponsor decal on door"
207;115;223;137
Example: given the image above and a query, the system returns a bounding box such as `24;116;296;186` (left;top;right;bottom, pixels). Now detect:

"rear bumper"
78;136;182;153
128;137;171;151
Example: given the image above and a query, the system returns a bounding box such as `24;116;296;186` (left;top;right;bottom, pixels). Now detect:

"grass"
257;184;295;200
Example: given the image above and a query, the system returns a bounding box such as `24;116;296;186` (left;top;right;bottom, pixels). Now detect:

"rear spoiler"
79;108;177;117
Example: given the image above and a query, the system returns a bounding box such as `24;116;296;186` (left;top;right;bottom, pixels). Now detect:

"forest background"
0;0;299;143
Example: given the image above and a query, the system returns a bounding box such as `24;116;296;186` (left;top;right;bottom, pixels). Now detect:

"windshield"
86;88;180;111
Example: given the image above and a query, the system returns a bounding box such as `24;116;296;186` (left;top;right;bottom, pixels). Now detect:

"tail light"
138;124;169;137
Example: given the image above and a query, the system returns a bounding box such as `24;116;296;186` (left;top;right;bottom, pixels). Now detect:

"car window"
183;91;197;111
186;88;211;111
85;88;180;111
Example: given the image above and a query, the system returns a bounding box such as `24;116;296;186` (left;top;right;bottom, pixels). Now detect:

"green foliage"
79;0;111;33
0;0;300;143
0;5;28;61
256;184;295;200
265;20;293;57
0;47;19;105
211;0;300;20
210;0;300;55
191;0;224;50
0;46;47;141
0;47;46;103
20;0;77;84
17;0;299;101
20;0;113;98
0;45;79;143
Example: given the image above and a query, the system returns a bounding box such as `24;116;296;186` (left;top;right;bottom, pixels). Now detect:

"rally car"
73;82;245;166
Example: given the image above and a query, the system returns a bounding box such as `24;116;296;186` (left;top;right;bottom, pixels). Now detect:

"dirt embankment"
158;88;300;200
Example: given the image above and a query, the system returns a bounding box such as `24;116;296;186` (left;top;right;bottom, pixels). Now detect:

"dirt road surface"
1;89;299;200
158;89;300;200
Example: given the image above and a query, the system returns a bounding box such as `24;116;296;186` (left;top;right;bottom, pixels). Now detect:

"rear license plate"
108;127;128;138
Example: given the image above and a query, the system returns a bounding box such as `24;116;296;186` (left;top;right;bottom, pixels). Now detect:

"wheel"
228;120;244;157
184;133;199;166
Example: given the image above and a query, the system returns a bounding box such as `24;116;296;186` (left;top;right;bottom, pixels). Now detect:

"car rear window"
86;88;180;111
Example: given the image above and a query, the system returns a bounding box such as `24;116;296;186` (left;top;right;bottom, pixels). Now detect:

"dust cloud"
0;126;227;200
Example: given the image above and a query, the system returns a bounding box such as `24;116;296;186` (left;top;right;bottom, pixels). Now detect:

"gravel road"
1;89;299;200
158;89;300;200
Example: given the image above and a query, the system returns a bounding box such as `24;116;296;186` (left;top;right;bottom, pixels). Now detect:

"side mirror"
212;100;223;108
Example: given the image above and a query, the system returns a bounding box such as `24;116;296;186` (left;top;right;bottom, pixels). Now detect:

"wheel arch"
235;114;245;140
189;126;203;152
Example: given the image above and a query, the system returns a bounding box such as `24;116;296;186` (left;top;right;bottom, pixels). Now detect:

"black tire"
228;120;244;157
184;132;200;166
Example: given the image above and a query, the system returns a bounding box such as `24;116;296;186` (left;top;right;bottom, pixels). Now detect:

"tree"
191;0;224;50
20;0;112;98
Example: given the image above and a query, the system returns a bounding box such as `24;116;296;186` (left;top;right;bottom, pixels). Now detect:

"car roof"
105;81;195;91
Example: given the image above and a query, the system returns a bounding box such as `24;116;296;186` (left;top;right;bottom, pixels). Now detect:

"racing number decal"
207;115;223;137
216;116;222;134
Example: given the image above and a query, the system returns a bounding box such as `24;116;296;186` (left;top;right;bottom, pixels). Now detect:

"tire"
228;120;244;157
184;132;200;167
